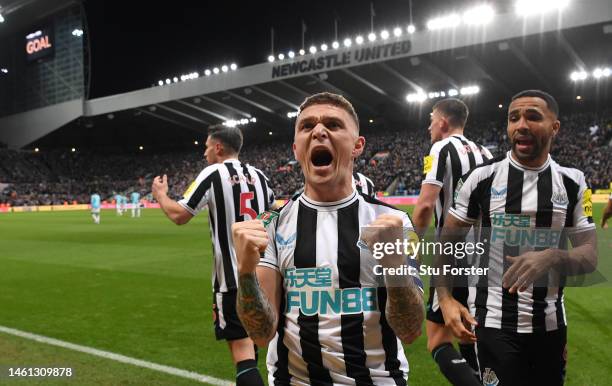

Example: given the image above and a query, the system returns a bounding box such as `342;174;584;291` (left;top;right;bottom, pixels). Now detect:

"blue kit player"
131;191;141;218
91;193;101;224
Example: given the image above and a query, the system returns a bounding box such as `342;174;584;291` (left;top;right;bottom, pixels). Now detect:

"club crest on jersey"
482;368;499;386
490;186;507;200
276;232;297;249
551;191;569;206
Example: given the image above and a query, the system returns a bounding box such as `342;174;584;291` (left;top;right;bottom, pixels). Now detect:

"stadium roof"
2;0;612;149
0;0;77;39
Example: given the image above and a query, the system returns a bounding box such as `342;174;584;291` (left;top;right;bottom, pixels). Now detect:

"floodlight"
427;14;461;30
463;5;495;25
593;68;603;78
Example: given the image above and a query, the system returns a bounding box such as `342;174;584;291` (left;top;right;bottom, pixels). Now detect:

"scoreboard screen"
25;27;54;62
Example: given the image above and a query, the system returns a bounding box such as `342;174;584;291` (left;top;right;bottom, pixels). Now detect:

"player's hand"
503;249;559;293
439;297;477;343
152;175;169;201
602;222;608;230
361;214;404;267
232;220;269;274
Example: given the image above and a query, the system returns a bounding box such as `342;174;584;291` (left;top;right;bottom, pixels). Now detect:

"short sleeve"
422;141;446;187
258;213;280;272
567;175;596;235
178;165;217;215
448;171;482;224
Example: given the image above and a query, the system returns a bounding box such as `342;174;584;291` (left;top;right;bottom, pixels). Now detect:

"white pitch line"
0;325;233;386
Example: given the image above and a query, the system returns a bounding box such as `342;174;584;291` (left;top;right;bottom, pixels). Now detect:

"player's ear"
292;143;297;158
441;116;449;133
552;119;560;138
352;136;365;158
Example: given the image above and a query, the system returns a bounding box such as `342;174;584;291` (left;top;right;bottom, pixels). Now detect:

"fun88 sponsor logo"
284;267;378;315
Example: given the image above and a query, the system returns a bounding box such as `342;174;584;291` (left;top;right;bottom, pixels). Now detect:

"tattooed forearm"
237;272;277;342
385;285;424;344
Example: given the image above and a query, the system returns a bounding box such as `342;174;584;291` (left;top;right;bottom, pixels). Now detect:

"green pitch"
0;205;610;385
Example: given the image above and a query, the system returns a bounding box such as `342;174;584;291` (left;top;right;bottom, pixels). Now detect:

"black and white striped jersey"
353;172;376;198
449;152;595;333
422;134;492;231
179;159;275;293
259;190;423;385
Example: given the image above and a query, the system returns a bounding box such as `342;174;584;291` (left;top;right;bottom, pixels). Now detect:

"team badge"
551;191;569;206
482;368;500;386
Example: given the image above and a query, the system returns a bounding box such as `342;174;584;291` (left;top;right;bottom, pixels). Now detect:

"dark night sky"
83;0;511;98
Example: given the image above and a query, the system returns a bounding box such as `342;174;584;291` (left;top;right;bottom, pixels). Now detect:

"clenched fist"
232;220;269;274
152;175;169;201
360;214;405;267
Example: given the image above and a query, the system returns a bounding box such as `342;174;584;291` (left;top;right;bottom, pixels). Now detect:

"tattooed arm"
361;214;425;344
237;267;282;347
385;284;424;344
232;220;282;347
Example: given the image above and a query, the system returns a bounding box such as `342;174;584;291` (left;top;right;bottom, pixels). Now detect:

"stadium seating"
1;110;610;206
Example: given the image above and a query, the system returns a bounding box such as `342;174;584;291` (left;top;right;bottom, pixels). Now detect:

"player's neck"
216;154;239;163
510;150;550;169
442;128;464;139
304;179;353;203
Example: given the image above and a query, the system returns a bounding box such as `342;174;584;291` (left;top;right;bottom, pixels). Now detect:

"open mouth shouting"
514;135;536;154
310;146;335;172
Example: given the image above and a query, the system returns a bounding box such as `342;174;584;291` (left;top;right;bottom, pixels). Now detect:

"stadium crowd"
0;110;610;206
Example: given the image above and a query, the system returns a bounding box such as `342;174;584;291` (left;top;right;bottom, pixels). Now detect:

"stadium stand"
1;110;610;206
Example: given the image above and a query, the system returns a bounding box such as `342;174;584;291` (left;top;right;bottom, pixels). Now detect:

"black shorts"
426;285;472;324
213;290;248;341
475;326;567;386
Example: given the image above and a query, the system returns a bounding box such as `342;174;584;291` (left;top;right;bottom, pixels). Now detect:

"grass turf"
0;205;610;385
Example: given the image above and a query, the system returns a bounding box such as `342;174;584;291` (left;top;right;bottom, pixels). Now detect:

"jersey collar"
299;189;358;211
507;151;551;172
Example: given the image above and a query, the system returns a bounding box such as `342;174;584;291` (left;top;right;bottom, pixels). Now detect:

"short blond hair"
298;92;360;131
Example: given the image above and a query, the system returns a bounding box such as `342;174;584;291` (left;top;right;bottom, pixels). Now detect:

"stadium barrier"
0;194;609;213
